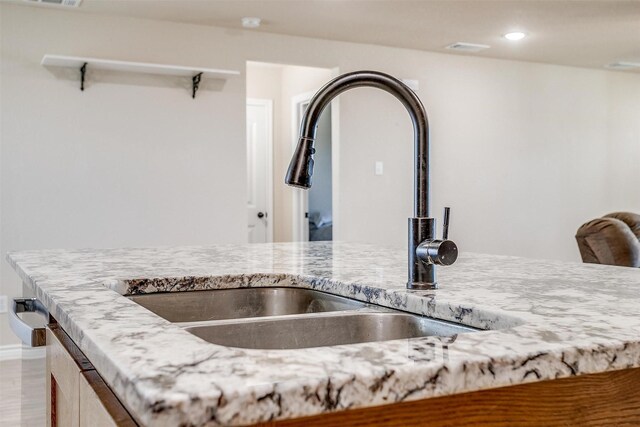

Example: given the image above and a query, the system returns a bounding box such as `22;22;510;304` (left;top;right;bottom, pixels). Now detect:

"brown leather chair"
576;212;640;267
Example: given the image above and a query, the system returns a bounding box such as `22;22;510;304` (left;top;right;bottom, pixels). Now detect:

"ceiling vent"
445;42;491;53
605;61;640;71
22;0;82;7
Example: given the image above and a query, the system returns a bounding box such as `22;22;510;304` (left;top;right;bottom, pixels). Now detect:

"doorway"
246;61;338;243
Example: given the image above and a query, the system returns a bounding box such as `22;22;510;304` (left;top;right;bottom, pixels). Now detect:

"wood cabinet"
79;371;123;427
46;325;87;427
46;324;137;427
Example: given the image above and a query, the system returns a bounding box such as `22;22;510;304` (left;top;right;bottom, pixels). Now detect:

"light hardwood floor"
0;359;21;426
0;357;46;427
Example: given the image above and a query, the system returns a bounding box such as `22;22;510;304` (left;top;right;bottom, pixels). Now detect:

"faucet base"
406;281;438;290
408;217;437;288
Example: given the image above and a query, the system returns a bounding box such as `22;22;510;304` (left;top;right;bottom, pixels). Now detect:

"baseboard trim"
0;344;22;361
0;344;46;361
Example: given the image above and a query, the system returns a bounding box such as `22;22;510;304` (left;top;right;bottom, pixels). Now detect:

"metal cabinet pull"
9;298;48;347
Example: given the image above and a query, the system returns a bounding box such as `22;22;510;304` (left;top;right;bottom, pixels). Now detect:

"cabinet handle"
9;298;48;347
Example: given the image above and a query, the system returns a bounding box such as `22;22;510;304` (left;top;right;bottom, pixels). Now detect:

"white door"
246;99;273;243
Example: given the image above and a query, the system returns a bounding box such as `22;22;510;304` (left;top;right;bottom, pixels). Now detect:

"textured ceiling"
22;0;640;70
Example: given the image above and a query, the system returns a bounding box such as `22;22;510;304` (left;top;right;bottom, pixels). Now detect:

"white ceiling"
26;0;640;71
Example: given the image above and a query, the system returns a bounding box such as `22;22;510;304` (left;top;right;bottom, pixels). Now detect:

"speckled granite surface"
7;242;640;426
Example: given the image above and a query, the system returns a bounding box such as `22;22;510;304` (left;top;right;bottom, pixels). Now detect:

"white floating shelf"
41;54;240;97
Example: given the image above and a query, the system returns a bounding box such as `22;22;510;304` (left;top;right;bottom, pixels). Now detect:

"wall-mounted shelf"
41;54;240;98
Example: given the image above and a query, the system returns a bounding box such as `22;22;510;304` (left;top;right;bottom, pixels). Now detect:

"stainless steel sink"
185;312;478;349
128;287;367;322
129;286;479;349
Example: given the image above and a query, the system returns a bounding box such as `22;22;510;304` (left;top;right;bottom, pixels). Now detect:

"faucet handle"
442;207;451;240
416;238;458;266
415;207;458;266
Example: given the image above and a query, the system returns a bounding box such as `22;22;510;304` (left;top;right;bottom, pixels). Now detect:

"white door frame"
290;83;340;242
247;98;274;243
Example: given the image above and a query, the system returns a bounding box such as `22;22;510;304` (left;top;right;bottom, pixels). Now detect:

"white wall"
1;4;639;345
606;72;640;211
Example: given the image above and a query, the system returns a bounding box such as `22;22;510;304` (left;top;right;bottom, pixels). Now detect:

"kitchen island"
7;242;640;426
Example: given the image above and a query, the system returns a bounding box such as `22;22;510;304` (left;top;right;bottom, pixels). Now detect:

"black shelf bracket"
80;62;87;91
192;72;203;99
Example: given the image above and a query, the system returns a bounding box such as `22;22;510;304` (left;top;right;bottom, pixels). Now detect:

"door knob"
257;212;266;219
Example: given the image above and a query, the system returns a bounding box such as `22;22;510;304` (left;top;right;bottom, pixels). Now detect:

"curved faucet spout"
285;70;456;290
285;70;430;218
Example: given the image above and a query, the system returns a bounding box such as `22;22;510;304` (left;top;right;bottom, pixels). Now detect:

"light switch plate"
0;295;7;314
375;161;384;175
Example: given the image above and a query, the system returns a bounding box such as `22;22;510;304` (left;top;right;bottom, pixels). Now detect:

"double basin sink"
129;287;478;350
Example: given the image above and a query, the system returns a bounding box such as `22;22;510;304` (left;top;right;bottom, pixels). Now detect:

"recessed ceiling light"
504;32;527;41
241;17;261;29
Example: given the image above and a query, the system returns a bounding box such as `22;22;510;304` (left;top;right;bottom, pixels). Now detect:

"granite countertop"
7;242;640;426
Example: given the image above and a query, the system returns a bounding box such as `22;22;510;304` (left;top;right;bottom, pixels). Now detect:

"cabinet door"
46;326;81;427
79;370;137;427
46;324;138;427
79;372;118;427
